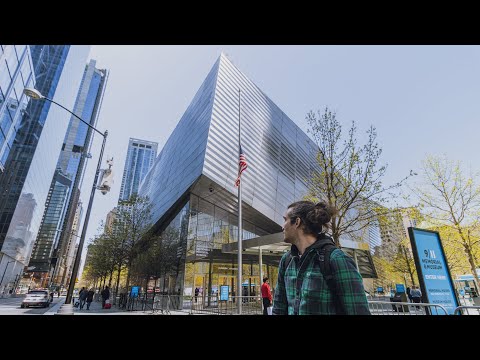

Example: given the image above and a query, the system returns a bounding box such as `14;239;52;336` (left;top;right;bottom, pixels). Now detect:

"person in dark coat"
406;287;413;302
101;286;110;309
86;289;95;310
79;287;88;309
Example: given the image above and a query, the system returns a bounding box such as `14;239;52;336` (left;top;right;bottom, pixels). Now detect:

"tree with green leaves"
114;194;153;292
433;224;474;276
412;155;480;287
304;107;413;246
391;239;418;286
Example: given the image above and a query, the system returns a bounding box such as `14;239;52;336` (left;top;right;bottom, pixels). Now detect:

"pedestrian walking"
194;287;199;303
410;285;422;309
79;287;88;309
406;286;413;302
273;201;371;315
261;277;273;315
101;286;110;309
86;288;94;310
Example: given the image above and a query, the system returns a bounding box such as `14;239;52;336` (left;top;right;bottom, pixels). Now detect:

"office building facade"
0;45;90;292
28;59;108;288
0;45;36;172
119;138;158;203
137;54;375;304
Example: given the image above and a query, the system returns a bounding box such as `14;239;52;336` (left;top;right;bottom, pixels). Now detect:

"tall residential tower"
118;138;158;203
0;45;90;292
29;59;108;288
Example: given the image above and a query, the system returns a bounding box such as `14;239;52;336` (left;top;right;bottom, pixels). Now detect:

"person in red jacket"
261;277;273;315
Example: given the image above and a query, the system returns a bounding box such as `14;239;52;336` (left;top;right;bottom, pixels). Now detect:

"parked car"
21;290;50;308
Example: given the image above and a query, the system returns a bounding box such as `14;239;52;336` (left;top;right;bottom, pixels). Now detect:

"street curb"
43;299;66;315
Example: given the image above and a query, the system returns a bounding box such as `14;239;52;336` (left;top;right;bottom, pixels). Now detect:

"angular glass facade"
28;59;108;287
0;45;35;171
140;57;220;223
138;54;319;302
137;55;375;307
0;45;90;292
118;138;158;202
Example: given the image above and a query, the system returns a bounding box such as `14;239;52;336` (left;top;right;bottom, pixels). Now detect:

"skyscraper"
62;201;82;287
0;46;36;172
0;45;90;292
118;138;158;203
29;59;108;288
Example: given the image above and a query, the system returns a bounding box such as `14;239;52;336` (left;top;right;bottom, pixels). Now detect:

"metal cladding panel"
139;58;220;225
204;54;319;227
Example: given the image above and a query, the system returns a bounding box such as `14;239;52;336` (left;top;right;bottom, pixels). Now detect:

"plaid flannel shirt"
272;239;371;315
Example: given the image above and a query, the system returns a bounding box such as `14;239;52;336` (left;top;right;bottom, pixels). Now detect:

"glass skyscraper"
0;45;90;292
0;45;36;172
29;59;108;288
118;138;158;203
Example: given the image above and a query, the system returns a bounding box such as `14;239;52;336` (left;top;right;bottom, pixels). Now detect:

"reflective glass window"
4;46;18;76
0;144;9;165
0;99;14;134
0;60;12;95
13;74;24;102
14;45;26;61
20;54;32;87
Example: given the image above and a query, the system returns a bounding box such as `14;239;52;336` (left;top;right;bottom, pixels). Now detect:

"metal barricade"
152;295;171;314
188;295;262;315
368;301;449;315
150;295;192;314
453;306;480;315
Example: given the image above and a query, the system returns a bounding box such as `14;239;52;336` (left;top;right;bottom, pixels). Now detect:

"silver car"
21;290;50;308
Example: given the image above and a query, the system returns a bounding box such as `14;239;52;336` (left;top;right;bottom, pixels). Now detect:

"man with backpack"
272;201;371;315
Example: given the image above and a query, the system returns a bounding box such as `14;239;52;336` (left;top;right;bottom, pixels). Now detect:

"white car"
21;290;50;308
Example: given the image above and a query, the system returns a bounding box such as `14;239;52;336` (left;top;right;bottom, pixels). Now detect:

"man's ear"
295;217;301;228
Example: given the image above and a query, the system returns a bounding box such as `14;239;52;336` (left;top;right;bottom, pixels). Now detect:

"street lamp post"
49;229;82;289
24;87;108;305
0;260;15;291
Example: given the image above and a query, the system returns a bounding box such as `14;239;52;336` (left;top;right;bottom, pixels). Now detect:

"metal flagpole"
237;89;242;315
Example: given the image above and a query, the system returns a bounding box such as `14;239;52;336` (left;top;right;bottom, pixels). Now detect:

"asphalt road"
0;295;64;315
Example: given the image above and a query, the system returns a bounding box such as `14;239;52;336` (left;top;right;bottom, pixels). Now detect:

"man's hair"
287;200;337;236
263;277;268;283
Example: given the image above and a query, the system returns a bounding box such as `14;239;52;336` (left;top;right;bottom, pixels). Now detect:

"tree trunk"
409;270;416;286
125;259;132;292
108;263;115;288
331;217;340;247
114;263;122;306
464;244;480;289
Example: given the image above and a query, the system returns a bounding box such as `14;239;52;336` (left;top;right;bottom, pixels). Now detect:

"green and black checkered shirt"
272;238;371;315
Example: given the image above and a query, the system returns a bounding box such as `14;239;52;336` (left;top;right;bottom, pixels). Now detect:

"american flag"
234;146;248;187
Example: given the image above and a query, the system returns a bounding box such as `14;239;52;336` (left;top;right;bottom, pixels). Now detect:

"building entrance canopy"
222;232;377;278
222;232;288;256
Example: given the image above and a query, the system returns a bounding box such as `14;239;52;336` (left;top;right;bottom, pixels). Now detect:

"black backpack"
283;235;343;313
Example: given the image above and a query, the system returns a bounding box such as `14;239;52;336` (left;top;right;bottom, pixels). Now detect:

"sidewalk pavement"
44;298;65;315
50;298;192;315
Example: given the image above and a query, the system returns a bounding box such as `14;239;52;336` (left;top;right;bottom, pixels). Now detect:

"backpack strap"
315;238;344;314
316;241;337;293
283;251;293;271
282;237;336;278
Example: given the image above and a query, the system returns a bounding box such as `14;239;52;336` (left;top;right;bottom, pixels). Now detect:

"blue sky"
79;45;480;262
